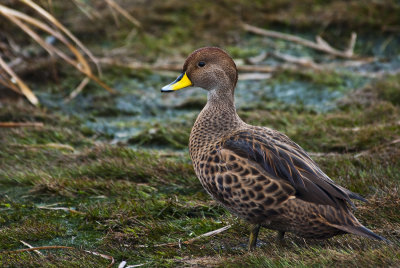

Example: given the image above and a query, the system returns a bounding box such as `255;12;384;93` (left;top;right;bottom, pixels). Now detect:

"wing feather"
222;128;364;208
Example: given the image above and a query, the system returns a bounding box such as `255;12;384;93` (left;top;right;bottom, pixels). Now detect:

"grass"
1;1;400;266
1;74;400;267
128;123;191;149
241;101;400;153
5;0;397;63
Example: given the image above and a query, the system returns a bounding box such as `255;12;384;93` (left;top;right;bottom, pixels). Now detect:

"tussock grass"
0;0;129;104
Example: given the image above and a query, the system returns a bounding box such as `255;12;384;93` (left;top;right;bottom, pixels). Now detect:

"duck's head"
161;47;238;93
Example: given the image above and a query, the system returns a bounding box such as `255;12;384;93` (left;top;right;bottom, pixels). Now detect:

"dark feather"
222;129;363;208
329;223;390;243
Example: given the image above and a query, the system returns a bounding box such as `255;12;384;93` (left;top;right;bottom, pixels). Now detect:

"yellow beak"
161;72;192;92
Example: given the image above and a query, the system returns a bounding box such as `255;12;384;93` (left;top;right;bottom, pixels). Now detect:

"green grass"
1;74;400;267
1;0;400;265
16;0;398;62
240;101;400;153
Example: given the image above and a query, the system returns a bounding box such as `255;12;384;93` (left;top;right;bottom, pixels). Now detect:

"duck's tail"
330;223;390;243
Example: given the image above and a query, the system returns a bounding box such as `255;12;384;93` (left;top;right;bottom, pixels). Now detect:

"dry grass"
0;0;143;104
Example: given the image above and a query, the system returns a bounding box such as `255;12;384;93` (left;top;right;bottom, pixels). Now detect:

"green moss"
273;69;362;90
226;46;259;59
2;11;400;262
0;220;66;250
0;105;92;149
0;249;112;267
240;100;400;153
128;123;191;149
375;75;400;106
220;244;400;267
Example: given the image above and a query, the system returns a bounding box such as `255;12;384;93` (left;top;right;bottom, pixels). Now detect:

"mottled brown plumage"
161;47;387;249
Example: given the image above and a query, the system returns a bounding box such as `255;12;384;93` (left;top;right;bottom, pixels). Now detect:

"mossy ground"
1;75;399;267
1;0;400;267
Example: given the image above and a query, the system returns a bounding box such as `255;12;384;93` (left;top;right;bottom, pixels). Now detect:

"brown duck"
161;47;387;250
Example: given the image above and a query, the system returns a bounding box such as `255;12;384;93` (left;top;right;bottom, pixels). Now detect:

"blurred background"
0;1;399;267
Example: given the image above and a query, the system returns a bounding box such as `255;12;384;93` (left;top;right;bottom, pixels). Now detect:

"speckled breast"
190;142;293;225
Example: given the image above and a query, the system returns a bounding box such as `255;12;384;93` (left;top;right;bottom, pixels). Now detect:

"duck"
161;47;387;250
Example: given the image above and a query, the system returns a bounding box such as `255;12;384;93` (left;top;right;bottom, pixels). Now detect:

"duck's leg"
248;224;261;251
277;231;285;242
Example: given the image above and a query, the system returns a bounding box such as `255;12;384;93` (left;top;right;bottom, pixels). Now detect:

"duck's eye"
197;61;206;67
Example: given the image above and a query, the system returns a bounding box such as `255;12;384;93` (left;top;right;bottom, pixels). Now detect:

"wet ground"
1;26;400;267
32;34;400;150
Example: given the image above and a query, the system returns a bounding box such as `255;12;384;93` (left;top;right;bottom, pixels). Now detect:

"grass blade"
104;0;142;28
21;0;101;73
0;54;38;105
0;4;114;93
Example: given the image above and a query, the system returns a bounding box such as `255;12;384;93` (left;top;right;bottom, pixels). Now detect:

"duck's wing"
221;128;364;208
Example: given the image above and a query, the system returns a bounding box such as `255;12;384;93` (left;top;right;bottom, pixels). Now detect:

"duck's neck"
207;85;235;108
206;85;240;124
191;86;243;144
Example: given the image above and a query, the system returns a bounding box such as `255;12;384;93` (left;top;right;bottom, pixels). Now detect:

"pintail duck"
161;47;387;250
